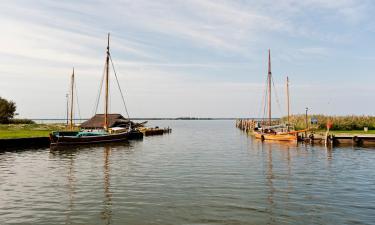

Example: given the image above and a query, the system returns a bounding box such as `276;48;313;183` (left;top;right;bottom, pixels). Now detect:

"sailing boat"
50;33;135;146
254;50;298;142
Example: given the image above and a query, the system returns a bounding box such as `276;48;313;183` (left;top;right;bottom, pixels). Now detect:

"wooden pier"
236;119;257;132
137;127;172;136
330;135;375;146
236;119;375;147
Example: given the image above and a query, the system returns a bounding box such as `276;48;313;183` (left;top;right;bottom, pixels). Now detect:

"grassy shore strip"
282;115;375;130
312;130;375;135
0;124;68;139
329;130;375;135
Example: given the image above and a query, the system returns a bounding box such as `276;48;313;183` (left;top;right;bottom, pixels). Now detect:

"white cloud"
0;0;374;117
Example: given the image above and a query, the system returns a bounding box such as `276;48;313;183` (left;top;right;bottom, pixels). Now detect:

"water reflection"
265;144;276;225
66;152;76;225
256;141;298;225
101;146;112;225
49;143;131;225
1;121;375;225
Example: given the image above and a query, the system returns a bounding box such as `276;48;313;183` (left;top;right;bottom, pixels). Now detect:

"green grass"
0;123;70;139
281;114;375;130
312;129;375;136
330;130;375;135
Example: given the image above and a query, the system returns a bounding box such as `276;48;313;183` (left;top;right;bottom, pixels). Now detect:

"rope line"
109;54;130;119
257;76;268;119
93;62;106;115
74;80;82;121
258;76;268;125
271;76;283;116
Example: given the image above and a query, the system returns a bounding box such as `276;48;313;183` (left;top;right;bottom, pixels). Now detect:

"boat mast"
286;76;290;125
268;49;272;126
66;94;69;126
104;33;110;131
70;68;74;130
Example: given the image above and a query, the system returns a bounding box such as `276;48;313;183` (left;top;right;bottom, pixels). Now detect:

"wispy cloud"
0;0;374;117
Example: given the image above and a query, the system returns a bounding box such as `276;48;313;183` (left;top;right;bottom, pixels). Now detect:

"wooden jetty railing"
236;119;257;132
236;119;280;133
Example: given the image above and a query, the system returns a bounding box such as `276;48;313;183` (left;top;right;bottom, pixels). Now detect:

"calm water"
1;120;375;225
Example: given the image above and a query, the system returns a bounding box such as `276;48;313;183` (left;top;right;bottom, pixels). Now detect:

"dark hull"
50;131;130;146
128;130;144;140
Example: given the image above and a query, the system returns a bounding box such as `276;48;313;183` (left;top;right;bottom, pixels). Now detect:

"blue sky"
0;0;374;118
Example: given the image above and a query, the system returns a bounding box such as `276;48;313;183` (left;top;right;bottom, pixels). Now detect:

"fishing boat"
50;33;138;146
254;50;299;142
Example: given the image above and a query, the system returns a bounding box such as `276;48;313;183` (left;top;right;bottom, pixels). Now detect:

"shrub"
9;119;35;124
0;97;17;123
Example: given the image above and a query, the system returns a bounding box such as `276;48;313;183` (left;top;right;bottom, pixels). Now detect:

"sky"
0;0;374;118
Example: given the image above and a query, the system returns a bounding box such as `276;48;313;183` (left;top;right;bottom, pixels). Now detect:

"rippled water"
1;120;375;225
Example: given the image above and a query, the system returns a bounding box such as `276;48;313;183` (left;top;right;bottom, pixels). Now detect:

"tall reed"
281;115;375;130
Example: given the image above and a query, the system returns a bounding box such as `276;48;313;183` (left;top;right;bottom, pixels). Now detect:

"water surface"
1;120;375;224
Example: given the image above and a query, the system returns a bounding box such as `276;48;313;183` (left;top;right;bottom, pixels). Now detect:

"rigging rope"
92;63;106;115
257;76;268;124
271;76;284;116
109;54;130;119
74;80;82;121
262;76;269;125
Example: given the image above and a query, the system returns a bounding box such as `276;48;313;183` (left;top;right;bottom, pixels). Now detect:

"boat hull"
49;131;130;146
254;132;297;142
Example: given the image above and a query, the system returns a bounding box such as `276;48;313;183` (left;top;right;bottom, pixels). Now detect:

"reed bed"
281;115;375;131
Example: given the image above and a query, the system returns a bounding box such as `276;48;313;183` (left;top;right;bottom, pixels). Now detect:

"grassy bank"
281;114;375;131
0;124;68;139
329;130;375;135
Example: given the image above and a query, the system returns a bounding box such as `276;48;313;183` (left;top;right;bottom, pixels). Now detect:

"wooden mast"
104;33;110;131
286;76;290;125
66;94;69;126
267;49;272;126
70;68;74;130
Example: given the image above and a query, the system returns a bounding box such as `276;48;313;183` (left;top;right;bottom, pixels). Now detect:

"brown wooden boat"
254;50;305;142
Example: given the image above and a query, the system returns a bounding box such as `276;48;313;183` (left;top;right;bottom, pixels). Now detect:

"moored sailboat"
254;50;299;142
50;33;139;146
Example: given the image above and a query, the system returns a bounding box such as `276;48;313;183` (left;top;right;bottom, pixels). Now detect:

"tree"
0;97;16;123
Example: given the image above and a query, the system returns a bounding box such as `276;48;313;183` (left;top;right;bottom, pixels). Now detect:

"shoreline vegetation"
0;115;373;139
281;114;375;131
0;124;72;139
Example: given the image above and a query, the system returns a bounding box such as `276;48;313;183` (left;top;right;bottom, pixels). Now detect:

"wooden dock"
236;119;375;147
330;135;375;146
236;119;257;132
137;127;172;136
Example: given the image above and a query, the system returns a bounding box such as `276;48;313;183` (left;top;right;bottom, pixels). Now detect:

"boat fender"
353;136;360;143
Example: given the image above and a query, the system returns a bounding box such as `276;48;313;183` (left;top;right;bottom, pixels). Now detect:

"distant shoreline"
30;118;281;121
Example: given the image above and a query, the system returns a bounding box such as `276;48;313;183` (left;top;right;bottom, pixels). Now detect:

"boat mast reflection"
59;151;76;224
264;143;276;224
101;146;113;225
258;141;295;225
